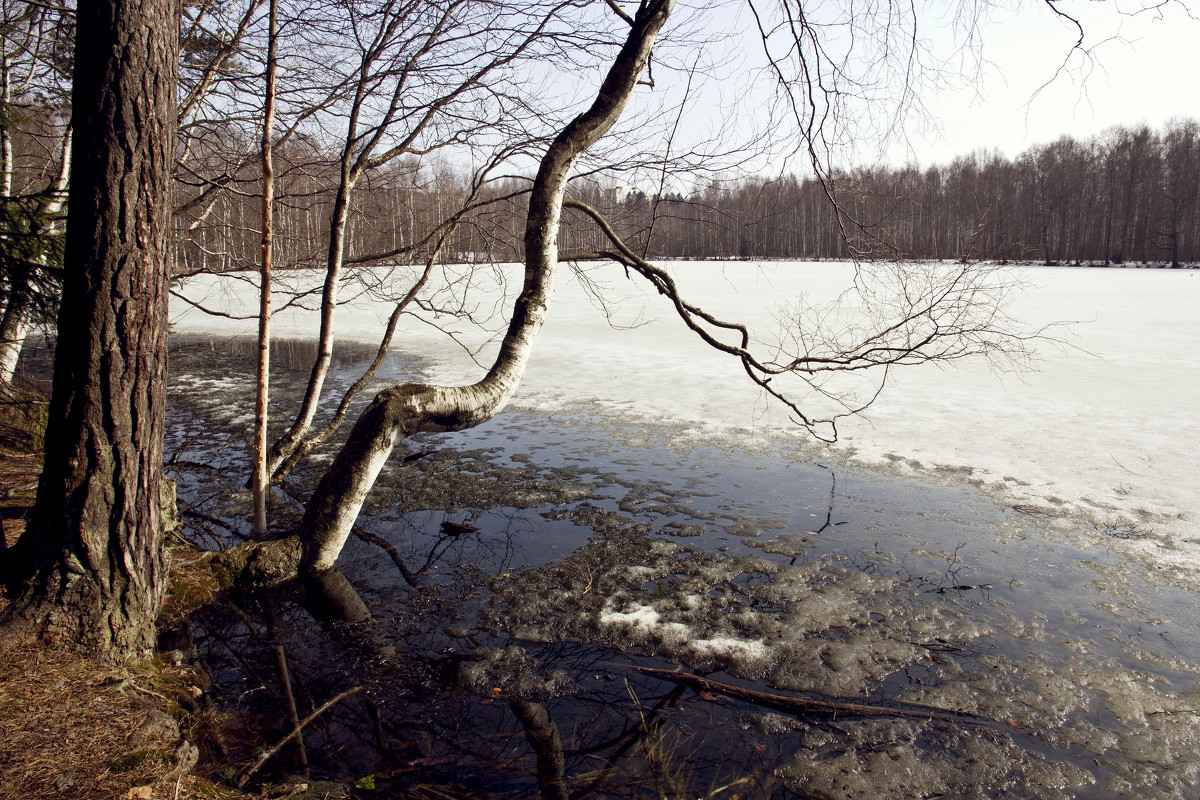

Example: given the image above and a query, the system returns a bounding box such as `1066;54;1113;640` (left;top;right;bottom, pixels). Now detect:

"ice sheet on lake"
171;261;1200;567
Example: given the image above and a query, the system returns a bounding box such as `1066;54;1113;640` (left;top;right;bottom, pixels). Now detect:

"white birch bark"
297;0;676;572
252;0;278;537
2;52;11;198
0;50;15;383
0;125;70;385
0;317;27;383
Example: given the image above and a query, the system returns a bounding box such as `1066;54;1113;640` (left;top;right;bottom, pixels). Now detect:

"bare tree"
213;0;1061;587
257;0;591;481
1160;119;1199;268
220;0;676;580
251;0;279;537
0;0;72;384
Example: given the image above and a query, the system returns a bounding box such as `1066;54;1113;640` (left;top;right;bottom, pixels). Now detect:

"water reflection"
191;571;793;796
165;340;1200;798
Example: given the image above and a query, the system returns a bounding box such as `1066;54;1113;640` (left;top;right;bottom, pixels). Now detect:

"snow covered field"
173;261;1200;568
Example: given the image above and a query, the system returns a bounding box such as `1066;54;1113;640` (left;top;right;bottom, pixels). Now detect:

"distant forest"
175;121;1199;272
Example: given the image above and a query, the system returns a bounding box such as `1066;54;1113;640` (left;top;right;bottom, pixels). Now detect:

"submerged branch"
352;525;420;587
236;685;362;786
630;665;1019;731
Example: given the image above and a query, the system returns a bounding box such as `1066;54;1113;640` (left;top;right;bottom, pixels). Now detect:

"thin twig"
237;686;362;786
273;644;308;774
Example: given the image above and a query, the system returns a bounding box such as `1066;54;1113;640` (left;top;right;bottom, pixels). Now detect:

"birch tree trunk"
252;0;278;537
0;38;23;384
1;51;23;383
1;50;10;197
220;0;675;584
263;169;355;477
296;0;674;573
0;127;71;385
0;288;30;383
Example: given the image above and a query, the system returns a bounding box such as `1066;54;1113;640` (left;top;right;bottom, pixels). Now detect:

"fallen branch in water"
237;686;362;786
630;665;1018;731
352;525;420;587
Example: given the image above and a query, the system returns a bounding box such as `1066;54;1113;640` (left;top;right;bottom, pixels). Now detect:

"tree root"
214;535;302;588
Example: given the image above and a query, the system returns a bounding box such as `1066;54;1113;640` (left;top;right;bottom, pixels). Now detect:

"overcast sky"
892;0;1199;166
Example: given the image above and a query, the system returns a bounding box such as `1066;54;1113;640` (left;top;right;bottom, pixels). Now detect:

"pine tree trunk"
4;0;178;662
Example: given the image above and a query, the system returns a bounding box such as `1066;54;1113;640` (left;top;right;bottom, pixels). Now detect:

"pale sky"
890;0;1200;166
628;0;1200;179
366;1;1199;186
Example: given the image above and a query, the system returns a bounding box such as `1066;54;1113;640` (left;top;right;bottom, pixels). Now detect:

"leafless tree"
220;0;676;579
208;0;1065;584
0;0;72;384
252;0;279;536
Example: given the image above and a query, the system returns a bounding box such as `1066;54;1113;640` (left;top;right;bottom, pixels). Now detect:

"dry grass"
0;421;250;800
0;637;243;800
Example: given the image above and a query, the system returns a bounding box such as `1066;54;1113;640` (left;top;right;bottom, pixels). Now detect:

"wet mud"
162;337;1200;798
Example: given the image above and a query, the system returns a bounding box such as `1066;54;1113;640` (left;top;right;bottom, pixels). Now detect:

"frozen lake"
174;260;1200;569
169;260;1200;797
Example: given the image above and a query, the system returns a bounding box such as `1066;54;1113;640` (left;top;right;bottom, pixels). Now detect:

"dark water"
163;338;1200;799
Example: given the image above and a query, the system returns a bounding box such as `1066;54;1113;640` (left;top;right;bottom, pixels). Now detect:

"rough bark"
3;0;178;662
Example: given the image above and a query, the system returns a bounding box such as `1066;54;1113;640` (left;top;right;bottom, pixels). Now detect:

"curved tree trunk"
3;0;177;662
217;0;674;583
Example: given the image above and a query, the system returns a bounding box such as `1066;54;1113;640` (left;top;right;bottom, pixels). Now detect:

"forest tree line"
174;120;1200;273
